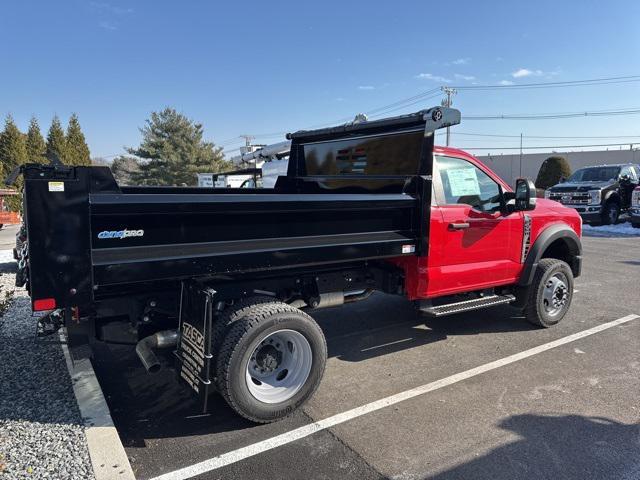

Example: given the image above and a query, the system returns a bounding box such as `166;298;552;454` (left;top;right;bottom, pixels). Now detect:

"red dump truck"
14;106;582;423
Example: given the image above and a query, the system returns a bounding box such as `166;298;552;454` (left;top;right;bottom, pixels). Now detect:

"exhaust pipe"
293;289;375;310
136;329;179;374
344;289;374;303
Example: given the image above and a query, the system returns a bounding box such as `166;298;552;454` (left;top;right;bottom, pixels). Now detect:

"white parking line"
150;313;639;480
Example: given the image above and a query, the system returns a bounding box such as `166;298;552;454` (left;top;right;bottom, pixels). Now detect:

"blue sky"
1;0;639;158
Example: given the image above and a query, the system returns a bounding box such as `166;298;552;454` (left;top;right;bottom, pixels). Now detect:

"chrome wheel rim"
542;273;569;316
245;329;312;404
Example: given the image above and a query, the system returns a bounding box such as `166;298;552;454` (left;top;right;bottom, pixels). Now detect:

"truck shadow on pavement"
93;293;539;447
318;293;537;363
426;414;640;480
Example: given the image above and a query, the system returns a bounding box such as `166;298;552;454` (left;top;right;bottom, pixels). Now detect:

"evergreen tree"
26;116;47;163
0;115;28;211
66;113;91;166
46;115;67;164
127;107;230;185
535;156;572;190
110;155;141;185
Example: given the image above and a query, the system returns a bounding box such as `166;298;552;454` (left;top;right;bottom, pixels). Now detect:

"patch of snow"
0;248;15;264
583;222;640;237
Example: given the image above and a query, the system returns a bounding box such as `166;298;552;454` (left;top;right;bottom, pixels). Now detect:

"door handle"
448;222;470;230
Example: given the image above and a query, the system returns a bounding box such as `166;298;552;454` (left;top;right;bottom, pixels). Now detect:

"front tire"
524;258;574;328
601;201;620;225
216;300;327;423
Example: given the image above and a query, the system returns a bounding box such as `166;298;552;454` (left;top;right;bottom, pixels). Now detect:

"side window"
435;156;502;213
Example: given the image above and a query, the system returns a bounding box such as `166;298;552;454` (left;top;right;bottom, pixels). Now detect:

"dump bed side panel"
89;192;417;286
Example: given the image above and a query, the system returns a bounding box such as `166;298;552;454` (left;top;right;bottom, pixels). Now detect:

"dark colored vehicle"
545;163;640;224
12;107;583;423
631;186;640;228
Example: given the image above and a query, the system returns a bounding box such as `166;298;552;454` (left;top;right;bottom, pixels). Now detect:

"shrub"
535;156;571;189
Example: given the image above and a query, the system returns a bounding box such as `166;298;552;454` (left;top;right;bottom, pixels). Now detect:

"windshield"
567;166;620;183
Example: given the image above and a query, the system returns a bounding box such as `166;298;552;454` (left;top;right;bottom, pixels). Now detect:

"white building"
477;148;640;186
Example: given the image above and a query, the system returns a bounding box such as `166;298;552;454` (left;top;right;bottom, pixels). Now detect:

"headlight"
544;190;551;199
588;189;601;205
632;188;640;207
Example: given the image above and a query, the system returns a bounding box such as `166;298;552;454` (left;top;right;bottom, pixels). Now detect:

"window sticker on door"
447;168;480;197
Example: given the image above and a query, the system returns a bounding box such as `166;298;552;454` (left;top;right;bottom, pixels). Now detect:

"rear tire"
601;201;619;225
212;296;275;365
216;300;327;423
524;258;573;328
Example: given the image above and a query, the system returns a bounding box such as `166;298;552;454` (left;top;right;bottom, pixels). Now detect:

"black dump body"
21;107;460;312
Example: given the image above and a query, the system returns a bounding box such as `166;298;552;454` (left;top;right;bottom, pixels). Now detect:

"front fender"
517;223;582;287
603;190;620;204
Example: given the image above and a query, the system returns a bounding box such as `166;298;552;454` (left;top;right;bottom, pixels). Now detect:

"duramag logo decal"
97;229;144;240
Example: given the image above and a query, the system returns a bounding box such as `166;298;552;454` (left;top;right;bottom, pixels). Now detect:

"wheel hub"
255;344;282;373
245;329;313;404
542;273;569;316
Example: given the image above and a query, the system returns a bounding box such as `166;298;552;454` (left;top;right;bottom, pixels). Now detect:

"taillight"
632;188;640;207
33;298;56;311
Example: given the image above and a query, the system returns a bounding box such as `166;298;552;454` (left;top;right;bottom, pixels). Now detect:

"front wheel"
601;201;620;225
216;300;327;423
524;258;574;328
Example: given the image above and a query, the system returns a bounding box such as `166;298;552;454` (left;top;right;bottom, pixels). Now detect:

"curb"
60;330;136;480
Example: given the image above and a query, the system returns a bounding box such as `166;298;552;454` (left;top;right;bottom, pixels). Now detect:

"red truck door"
427;155;523;296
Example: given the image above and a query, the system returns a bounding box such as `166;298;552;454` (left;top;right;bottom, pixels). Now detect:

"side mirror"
514;178;537;211
559;176;566;183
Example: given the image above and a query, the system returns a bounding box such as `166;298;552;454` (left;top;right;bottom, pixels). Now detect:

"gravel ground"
0;255;94;479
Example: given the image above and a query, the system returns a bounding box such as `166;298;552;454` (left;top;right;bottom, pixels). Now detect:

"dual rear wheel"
215;299;327;423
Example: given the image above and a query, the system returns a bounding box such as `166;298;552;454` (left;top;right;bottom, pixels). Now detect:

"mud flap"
174;282;214;413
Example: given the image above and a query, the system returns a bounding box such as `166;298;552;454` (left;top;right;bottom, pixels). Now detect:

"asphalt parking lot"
87;234;639;480
0;224;19;250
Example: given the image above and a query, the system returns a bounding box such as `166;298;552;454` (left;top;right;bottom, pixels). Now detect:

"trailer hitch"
36;309;64;337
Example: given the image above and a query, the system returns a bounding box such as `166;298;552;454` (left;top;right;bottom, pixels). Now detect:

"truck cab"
545;163;640;224
411;147;582;300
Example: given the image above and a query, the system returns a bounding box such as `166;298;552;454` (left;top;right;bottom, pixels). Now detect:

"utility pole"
240;135;255;148
441;87;457;146
519;133;523;177
240;135;257;186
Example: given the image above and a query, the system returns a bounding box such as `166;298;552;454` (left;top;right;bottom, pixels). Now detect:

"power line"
367;92;442;118
365;88;441;116
462;142;640;151
464;107;640;120
223;74;640;143
450;132;640;139
451;74;640;90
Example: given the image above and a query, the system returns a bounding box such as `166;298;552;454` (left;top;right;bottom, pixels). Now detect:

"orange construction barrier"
0;189;21;228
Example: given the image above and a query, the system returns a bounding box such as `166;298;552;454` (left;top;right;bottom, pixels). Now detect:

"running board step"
420;294;516;317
